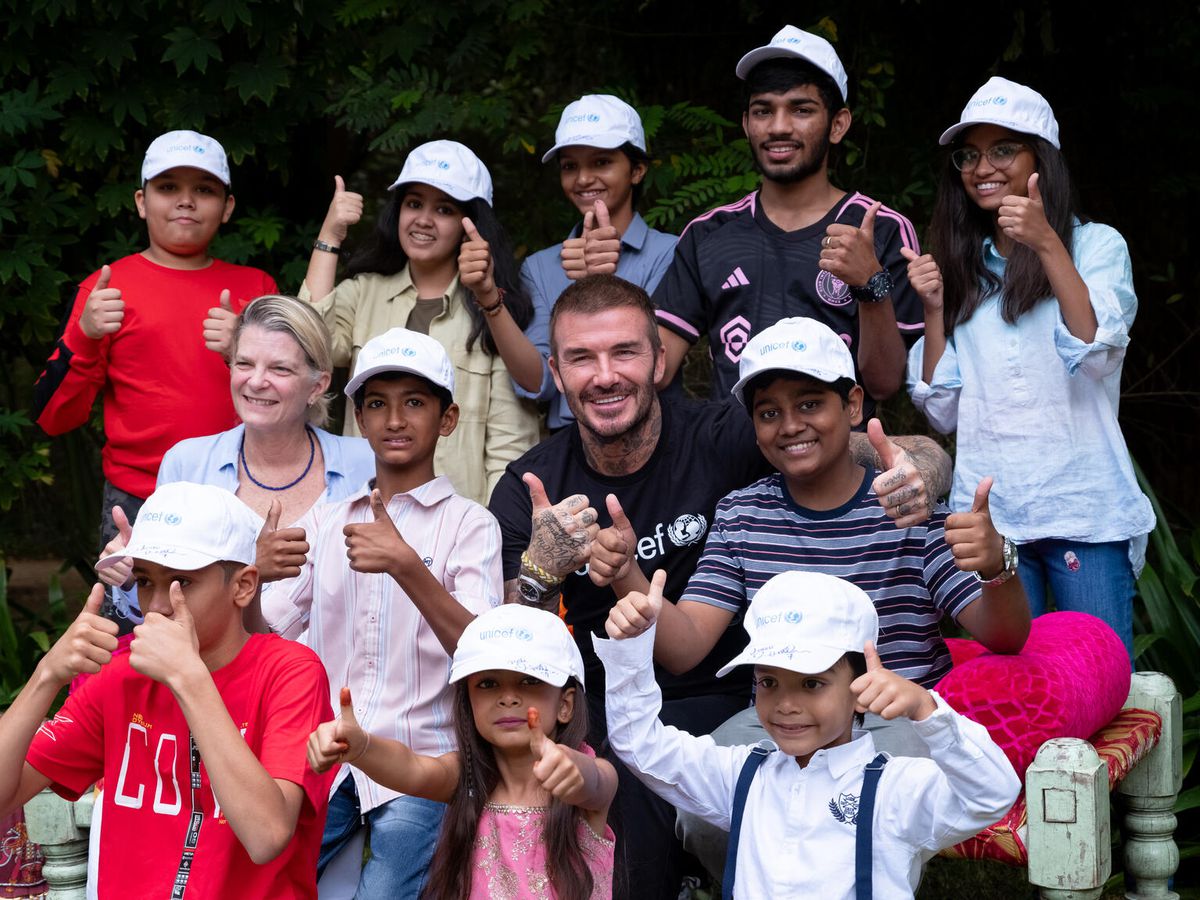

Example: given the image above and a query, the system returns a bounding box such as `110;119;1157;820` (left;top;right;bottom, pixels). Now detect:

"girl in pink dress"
308;605;617;899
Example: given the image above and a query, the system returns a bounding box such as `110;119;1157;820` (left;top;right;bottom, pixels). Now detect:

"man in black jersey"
488;274;948;899
653;25;925;419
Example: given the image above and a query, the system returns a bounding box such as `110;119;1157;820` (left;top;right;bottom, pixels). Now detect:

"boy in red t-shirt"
0;482;334;898
32;131;277;602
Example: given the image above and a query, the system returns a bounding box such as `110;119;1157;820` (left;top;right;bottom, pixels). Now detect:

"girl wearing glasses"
903;77;1152;662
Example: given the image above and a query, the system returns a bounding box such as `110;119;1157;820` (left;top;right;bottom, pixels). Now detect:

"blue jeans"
1017;538;1135;663
318;775;446;899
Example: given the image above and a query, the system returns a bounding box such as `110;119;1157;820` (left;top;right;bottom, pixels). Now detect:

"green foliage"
0;558;70;709
0;409;52;512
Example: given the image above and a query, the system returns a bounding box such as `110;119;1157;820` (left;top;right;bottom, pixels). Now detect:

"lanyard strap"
855;753;890;900
722;742;774;900
170;734;204;899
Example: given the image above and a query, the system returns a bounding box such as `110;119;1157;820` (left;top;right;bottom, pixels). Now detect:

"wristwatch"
517;573;558;605
849;269;894;303
974;536;1019;586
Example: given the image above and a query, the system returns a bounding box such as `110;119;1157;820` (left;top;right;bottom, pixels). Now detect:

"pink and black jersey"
653;191;924;416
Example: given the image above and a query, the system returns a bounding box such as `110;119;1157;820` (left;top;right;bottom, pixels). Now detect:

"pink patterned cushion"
937;611;1130;776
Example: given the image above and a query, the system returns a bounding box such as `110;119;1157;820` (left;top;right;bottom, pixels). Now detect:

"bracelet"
521;550;564;587
346;732;371;764
313;239;341;254
477;287;506;318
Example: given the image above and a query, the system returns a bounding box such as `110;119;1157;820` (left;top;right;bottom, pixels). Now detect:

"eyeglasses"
950;142;1027;172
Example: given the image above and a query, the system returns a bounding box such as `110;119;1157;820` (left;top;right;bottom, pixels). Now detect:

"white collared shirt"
262;475;502;812
595;627;1020;899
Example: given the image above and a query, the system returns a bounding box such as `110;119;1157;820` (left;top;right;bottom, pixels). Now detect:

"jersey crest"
829;791;861;824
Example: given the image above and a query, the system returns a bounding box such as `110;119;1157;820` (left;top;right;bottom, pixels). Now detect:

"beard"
750;128;832;185
565;376;657;443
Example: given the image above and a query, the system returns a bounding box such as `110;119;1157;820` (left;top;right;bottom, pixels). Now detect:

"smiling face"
230;325;329;432
353;373;457;481
549;306;665;441
396;183;465;268
750;374;862;491
742;85;849;185
466;669;575;755
957;124;1036;214
558;145;646;225
753;660;857;767
135;166;234;262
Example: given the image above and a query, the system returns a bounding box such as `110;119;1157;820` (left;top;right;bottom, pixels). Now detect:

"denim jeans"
317;775;446;899
1016;538;1135;662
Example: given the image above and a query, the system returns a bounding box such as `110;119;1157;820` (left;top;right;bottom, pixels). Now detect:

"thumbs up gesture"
867;418;933;528
583;200;620;276
560;211;592;281
945;477;1005;577
820;200;884;289
850;640;937;722
255;499;310;583
97;505;135;588
37;583;120;685
202;288;238;357
79;265;125;340
524;473;599;581
458;215;497;301
319;175;364;244
308;687;369;773
528;707;586;800
899;246;944;314
588;493;637;586
998;173;1053;252
343;489;416;577
130;580;202;686
605;568;666;639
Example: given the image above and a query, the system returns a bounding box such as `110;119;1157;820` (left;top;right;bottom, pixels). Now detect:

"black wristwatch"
517;574;558;605
849;270;894;303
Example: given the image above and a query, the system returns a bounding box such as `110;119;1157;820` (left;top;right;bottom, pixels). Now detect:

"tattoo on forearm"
529;509;587;573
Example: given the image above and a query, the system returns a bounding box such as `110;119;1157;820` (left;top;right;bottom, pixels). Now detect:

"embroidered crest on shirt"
829;791;861;824
815;270;852;307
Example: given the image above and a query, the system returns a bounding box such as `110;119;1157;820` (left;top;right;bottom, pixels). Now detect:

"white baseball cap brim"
716;643;847;678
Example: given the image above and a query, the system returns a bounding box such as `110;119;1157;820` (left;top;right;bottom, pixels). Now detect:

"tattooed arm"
849;420;953;528
505;473;600;609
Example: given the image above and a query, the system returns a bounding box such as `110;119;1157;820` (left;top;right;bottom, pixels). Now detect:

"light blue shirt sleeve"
1052;223;1136;379
515;253;559;403
907;336;962;435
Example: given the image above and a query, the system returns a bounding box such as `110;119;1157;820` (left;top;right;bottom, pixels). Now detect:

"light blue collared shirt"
907;221;1154;571
517;212;677;428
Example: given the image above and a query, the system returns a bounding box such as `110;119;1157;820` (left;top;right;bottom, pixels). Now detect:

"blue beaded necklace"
240;425;316;491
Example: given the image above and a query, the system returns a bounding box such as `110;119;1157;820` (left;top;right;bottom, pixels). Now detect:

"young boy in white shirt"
594;569;1019;899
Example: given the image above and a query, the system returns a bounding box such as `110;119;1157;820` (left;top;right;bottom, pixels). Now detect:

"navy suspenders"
722;747;891;899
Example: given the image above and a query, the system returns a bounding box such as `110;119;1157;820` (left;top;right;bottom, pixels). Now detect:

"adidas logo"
721;267;750;290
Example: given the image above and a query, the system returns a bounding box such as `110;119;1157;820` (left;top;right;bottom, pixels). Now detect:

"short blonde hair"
233;295;333;426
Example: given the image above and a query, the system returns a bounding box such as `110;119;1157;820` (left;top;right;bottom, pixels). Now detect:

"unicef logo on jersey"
666;514;707;547
815;270;852;307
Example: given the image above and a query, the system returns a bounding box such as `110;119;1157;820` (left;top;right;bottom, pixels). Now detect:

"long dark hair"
343;187;533;354
421;677;595;900
929;133;1080;332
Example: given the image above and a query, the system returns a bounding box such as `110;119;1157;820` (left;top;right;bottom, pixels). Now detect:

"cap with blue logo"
95;482;260;573
141;130;231;187
735;25;849;102
344;327;455;401
716;571;878;677
541;94;647;164
938;76;1060;149
730;316;856;407
389;140;494;207
450;604;587;688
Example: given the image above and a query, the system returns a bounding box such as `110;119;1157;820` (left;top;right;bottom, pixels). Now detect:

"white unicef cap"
388;140;493;206
541;94;647;164
96;482;259;573
344;327;455;400
716;571;878;677
141;130;231;187
731;316;856;406
938;76;1060;149
735;25;849;102
450;604;587;688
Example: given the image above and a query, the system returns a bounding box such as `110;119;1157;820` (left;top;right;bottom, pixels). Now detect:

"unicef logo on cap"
478;626;534;642
437;160;450;169
785;610;802;624
401;347;417;357
165;513;182;526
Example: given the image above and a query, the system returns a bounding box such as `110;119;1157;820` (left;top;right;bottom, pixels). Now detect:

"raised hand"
319;175;364;244
97;505;135;588
605;568;666;640
900;247;944;313
583;199;620;276
867;419;933;527
343;490;414;577
202;289;237;356
820;201;883;288
560;211;591;281
998;173;1054;253
79;265;124;340
945;477;1005;577
308;687;368;774
850;641;936;721
129;581;201;685
458;216;497;300
37;584;119;685
588;494;636;586
525;473;599;580
528;707;584;800
256;498;309;582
